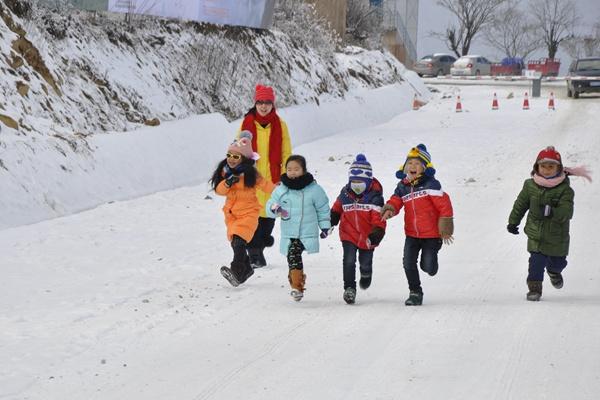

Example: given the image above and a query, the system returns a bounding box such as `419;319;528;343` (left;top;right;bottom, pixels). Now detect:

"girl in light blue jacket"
266;155;331;301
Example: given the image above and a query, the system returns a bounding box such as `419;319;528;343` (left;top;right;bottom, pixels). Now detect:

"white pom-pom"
239;130;253;141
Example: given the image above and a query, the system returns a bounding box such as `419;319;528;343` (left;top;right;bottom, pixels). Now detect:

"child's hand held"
270;203;289;218
380;204;395;221
320;228;333;239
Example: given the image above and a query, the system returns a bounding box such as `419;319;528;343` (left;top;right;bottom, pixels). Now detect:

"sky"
417;0;600;66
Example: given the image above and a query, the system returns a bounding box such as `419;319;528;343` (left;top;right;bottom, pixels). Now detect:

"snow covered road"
2;85;599;400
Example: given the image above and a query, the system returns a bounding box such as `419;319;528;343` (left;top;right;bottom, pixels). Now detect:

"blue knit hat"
396;144;436;179
349;154;373;184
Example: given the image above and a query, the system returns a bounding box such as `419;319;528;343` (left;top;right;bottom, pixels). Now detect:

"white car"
450;55;492;76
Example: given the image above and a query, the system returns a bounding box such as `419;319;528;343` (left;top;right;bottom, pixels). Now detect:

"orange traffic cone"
412;94;420;110
548;92;555;110
523;92;530;110
455;95;462;113
492;93;499;110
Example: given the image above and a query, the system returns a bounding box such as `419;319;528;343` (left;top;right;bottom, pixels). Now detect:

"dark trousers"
403;236;442;293
287;239;305;270
248;217;275;249
232;235;248;263
231;235;253;282
528;252;567;281
342;241;374;289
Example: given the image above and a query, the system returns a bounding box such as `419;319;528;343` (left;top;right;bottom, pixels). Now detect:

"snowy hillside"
0;0;422;229
0;2;405;135
1;84;599;400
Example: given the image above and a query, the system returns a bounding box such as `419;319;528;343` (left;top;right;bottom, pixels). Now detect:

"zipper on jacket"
411;185;420;237
298;189;305;237
353;197;363;246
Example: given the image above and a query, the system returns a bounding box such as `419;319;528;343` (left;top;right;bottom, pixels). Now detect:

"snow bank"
0;82;424;229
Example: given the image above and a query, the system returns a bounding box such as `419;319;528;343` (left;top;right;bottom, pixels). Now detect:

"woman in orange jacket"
210;131;275;287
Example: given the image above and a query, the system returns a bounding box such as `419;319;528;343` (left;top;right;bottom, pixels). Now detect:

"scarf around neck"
241;108;283;184
532;172;566;188
280;173;314;190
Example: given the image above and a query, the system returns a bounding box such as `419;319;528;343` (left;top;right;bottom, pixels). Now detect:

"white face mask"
350;181;367;195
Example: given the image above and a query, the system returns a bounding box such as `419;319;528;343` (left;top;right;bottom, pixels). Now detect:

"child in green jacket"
507;146;591;301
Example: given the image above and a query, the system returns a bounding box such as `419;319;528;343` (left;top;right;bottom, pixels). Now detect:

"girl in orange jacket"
210;131;275;287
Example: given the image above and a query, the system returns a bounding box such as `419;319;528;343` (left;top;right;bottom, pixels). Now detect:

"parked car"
414;54;457;77
450;55;492;76
566;57;600;99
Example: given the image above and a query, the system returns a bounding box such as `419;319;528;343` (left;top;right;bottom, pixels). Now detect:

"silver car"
414;54;457;77
450;55;492;76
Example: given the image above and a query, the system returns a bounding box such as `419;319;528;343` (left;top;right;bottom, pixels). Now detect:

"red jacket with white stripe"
386;175;453;238
331;179;386;249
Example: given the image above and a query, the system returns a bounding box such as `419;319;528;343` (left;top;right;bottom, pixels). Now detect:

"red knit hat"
536;146;562;165
254;84;275;103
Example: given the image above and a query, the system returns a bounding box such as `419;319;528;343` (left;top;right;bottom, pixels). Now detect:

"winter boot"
247;248;265;269
547;271;564;289
228;260;253;285
359;274;372;290
526;281;543;301
220;266;240;287
405;291;423;306
288;269;306;301
257;248;267;268
343;287;356;304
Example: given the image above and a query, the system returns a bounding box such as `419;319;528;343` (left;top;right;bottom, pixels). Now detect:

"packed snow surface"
1;84;599;400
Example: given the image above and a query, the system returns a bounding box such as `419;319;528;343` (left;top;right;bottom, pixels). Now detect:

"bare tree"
345;0;384;48
563;22;600;59
435;0;507;57
273;0;339;57
484;1;540;59
529;0;579;59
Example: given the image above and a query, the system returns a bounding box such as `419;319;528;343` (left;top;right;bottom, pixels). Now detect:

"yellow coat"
216;176;275;242
240;118;292;217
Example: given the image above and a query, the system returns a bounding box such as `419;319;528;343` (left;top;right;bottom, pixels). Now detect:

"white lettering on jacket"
341;203;382;212
401;189;444;203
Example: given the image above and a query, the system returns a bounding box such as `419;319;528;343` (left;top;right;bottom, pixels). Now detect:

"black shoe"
257;249;267;268
526;280;543;301
359;275;372;290
526;291;542;301
343;287;356;304
220;266;240;287
405;291;423;306
547;271;563;289
229;260;253;284
248;248;266;269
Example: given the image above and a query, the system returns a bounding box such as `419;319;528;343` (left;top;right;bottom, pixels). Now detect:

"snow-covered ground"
1;84;599;400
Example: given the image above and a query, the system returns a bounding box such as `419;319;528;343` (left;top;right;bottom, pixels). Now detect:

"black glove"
224;175;239;188
367;227;385;246
507;224;519;235
542;204;552;218
320;228;333;239
330;211;341;227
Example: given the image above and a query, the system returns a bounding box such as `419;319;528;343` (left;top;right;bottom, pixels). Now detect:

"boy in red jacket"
381;144;454;306
330;154;386;304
